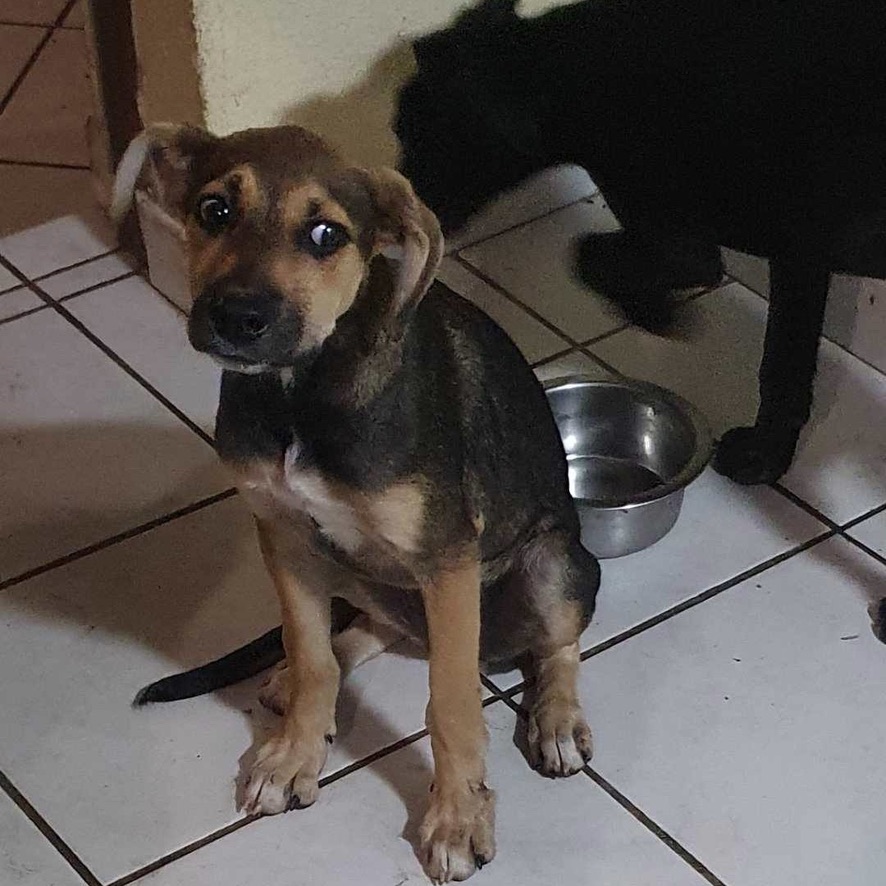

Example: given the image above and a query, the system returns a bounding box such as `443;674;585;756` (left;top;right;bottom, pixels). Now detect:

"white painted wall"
188;0;562;165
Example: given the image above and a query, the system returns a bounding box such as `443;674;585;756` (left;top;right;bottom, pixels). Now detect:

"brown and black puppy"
113;124;600;882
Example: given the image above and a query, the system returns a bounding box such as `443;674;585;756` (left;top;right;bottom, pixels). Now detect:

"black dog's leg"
575;230;723;332
715;256;830;484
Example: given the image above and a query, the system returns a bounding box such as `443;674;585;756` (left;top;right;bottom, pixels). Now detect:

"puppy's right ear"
111;123;216;225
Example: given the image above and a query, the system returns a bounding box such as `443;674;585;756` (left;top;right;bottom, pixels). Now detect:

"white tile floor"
3;12;886;886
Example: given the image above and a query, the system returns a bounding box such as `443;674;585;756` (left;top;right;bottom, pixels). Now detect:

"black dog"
396;0;886;485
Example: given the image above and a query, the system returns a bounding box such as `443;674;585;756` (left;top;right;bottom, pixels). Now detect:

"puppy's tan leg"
419;547;495;883
259;613;403;715
244;520;339;814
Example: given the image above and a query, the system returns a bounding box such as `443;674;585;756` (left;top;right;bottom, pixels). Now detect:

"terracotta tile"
0;29;90;165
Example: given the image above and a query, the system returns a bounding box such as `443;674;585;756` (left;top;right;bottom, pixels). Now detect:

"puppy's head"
113;124;442;374
395;0;547;233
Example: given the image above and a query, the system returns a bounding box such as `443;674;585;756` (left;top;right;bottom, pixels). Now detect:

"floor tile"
0;259;21;290
62;0;84;27
0;0;66;25
65;276;221;435
37;251;136;299
533;348;611;383
437;259;568;363
721;245;769;296
574;536;886;886
0;29;89;165
589;282;886;524
0;208;116;275
445;164;596;253
489;466;825;690
0;786;85;885
0;308;225;581
0;23;44;96
0;285;41;320
137;703;711;886
461;199;622;342
846;508;886;557
0;495;281;882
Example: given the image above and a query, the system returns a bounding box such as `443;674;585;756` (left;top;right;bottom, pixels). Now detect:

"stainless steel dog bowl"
545;376;713;558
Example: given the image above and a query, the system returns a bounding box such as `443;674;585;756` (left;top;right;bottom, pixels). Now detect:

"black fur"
395;0;886;485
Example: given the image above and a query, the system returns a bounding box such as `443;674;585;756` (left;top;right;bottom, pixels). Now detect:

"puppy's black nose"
208;293;277;346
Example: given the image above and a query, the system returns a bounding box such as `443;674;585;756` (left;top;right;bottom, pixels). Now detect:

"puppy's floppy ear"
362;168;444;323
111;123;216;224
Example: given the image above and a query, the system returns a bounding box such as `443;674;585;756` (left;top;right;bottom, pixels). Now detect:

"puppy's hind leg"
521;532;599;777
259;613;403;715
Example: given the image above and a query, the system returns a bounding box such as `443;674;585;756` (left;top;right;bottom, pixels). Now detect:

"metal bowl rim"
543;374;713;509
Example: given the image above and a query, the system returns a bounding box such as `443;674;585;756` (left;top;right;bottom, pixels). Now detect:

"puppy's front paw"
243;730;331;815
528;700;593;777
715;425;798;485
258;662;289;716
420;783;496;883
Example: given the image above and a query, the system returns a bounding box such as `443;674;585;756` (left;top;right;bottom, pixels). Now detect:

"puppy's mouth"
209;355;273;375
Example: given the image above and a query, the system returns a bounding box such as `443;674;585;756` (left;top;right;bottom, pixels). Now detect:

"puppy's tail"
133;626;284;706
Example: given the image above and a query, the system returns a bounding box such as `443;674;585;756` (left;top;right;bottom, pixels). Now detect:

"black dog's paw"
574;231;721;334
714;425;798;485
574;233;674;332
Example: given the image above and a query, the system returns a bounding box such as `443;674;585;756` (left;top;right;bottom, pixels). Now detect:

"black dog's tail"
133;626;285;706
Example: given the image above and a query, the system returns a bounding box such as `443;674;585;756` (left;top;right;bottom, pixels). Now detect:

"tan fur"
419;546;496;881
244;518;341;814
259;614;403;715
369;480;427;554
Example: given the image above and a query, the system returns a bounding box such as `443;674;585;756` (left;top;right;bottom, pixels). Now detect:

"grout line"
144;278;189;318
530;344;575;369
0;770;102;886
0;157;91;170
447;192;594;255
840;533;886;570
581;766;730;886
319;728;429;789
110;696;504;885
0;489;236;593
493;530;835;701
773;483;886;574
579;531;833;663
494;692;728;885
454;254;578;348
59;271;138;303
107;816;257;886
0;254;215;447
575;344;622;377
842;499;886;532
771;482;840;530
32;249;122;284
0;20;55;28
0;0;78;114
0;302;48;326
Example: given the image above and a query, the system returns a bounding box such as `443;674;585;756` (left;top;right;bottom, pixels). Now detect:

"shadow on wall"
281;41;415;169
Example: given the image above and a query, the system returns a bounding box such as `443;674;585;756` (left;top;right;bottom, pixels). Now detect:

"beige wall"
185;0;561;166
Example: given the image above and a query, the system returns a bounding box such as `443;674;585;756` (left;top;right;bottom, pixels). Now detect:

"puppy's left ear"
364;168;444;324
111;123;217;224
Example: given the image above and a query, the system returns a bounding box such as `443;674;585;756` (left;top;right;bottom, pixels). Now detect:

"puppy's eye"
304;221;349;258
196;194;232;234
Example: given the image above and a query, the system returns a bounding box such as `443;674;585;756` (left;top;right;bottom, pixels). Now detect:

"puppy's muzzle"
207;290;278;347
189;284;301;369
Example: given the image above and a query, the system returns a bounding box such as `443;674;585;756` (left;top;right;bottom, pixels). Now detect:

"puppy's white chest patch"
234;441;425;562
281;441;364;553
